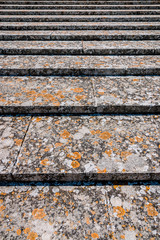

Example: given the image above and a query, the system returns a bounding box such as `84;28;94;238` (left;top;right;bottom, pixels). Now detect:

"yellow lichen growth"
96;167;106;173
32;209;46;219
72;88;84;93
71;160;80;168
91;233;99;238
14;139;22;146
0;205;6;212
145;203;158;217
67;152;81;160
99;131;111;140
120;151;132;160
40;159;49;166
24;228;31;234
27;232;38;240
113;206;126;220
105;150;112;157
16;229;21;236
60;129;70;139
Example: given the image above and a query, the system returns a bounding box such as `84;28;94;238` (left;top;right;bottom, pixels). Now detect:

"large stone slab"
0;76;159;114
1;22;160;30
83;40;160;54
1;9;160;15
0;76;95;114
0;15;159;22
0;55;160;76
0;185;159;239
0;117;31;181
11;115;160;181
0;41;83;54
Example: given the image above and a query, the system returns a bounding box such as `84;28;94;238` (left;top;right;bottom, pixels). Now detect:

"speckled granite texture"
0;115;156;182
0;76;159;114
1;22;160;31
0;185;159;239
0;55;160;76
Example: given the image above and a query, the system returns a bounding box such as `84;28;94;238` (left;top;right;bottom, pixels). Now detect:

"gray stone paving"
0;0;160;238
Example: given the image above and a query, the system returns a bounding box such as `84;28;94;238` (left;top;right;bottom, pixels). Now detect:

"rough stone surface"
0;76;159;114
0;117;31;179
0;185;159;239
10;115;160;181
0;55;160;76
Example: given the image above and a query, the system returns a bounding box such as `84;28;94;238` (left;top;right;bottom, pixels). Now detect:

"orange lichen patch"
75;95;86;101
44;147;50;152
71;160;80;168
65;211;68;216
135;136;143;143
16;229;21;236
72;87;84;93
32;209;46;220
35;117;42;122
129;138;135;144
0;205;6;212
0;199;3;204
145;203;158;217
86;217;90;225
90;130;101;135
120;235;125;239
113;206;126;220
24;228;30;234
60;129;70;139
91;233;99;238
132;78;139;82
120;151;132;160
55;120;60;125
96;167;106;173
99;131;111;140
27;232;38;240
105;149;112;157
40;159;50;166
97;91;104;95
143;145;148;149
14;139;22;146
55;142;63;148
67;152;81;160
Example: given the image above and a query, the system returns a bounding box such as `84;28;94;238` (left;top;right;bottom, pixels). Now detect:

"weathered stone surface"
1;22;160;31
0;185;159;239
0;55;160;76
0;76;159;114
0;117;31;180
10;115;160;181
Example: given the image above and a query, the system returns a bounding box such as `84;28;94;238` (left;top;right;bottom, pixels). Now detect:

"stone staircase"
0;0;160;239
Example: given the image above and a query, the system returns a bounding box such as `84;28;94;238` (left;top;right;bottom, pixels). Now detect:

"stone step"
1;22;160;30
0;76;159;115
1;115;159;181
1;40;160;55
1;30;159;40
1;9;160;15
0;55;160;76
1;15;159;22
1;4;160;9
0;184;159;239
1;1;160;5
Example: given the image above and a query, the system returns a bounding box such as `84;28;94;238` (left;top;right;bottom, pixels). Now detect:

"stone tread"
0;55;160;76
1;9;160;14
1;1;160;5
0;185;159;239
0;76;159;114
1;4;160;9
0;115;160;181
1;40;160;55
1;21;160;31
0;15;159;22
1;30;160;40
